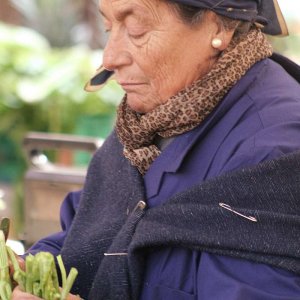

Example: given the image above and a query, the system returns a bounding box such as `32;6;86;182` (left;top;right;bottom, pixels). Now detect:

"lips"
118;82;145;91
118;81;144;85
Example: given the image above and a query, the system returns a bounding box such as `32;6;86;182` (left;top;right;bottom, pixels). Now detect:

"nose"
102;31;132;71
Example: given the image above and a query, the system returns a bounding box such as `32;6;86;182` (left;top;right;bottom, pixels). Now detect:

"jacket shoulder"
246;58;300;106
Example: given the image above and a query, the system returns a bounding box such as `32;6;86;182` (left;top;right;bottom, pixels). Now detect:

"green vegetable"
0;229;78;300
0;282;11;300
0;231;11;299
57;255;66;288
60;267;78;300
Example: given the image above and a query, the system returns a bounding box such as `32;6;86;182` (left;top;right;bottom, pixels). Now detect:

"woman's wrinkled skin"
100;0;234;113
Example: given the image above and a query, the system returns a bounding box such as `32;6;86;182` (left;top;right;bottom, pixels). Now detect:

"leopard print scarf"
116;29;272;175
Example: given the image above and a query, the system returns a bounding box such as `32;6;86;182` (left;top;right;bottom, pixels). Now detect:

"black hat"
168;0;288;36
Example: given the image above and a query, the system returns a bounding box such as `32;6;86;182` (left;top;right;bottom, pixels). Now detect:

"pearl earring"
211;38;222;49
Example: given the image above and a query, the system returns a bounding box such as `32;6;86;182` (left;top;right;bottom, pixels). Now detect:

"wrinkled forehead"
99;0;160;9
99;0;165;21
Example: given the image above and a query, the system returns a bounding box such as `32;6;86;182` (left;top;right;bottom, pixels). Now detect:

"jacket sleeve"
26;190;81;256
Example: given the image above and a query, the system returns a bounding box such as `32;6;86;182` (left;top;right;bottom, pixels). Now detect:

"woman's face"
100;0;218;113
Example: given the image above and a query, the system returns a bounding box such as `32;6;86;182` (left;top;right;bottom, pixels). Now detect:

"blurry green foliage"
270;34;300;64
269;19;300;64
0;22;123;182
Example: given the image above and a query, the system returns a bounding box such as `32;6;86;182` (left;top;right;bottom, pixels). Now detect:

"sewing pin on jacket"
104;252;128;256
219;203;257;222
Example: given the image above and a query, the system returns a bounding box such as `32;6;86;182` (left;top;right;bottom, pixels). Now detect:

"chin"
126;96;150;114
126;92;164;114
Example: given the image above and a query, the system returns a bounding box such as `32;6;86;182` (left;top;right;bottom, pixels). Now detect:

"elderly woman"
13;0;300;299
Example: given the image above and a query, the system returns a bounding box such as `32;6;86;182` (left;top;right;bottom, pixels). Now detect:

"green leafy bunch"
0;230;78;300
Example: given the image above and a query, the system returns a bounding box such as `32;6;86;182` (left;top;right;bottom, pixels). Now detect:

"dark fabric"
130;149;300;296
59;58;300;299
61;132;300;300
139;56;300;299
258;0;281;35
60;132;146;300
271;52;300;83
168;0;285;35
169;0;259;21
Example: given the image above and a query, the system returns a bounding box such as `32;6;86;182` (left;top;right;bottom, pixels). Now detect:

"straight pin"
104;252;128;256
219;203;257;222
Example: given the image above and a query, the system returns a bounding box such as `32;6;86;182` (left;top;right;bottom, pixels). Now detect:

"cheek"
140;44;178;96
150;54;184;100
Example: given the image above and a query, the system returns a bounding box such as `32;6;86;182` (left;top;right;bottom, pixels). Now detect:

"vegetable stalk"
0;229;78;300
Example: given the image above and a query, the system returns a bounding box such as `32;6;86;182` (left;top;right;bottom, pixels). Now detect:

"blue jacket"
29;58;300;299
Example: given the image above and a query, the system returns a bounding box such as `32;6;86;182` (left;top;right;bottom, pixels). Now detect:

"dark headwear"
169;0;288;36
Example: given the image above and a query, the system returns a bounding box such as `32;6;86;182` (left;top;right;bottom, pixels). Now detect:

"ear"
214;29;235;51
206;11;236;51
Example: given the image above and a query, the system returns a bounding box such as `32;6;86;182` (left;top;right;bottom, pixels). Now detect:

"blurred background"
0;0;299;249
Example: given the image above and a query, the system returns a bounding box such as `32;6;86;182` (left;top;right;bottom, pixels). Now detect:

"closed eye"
127;25;148;40
128;32;146;39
